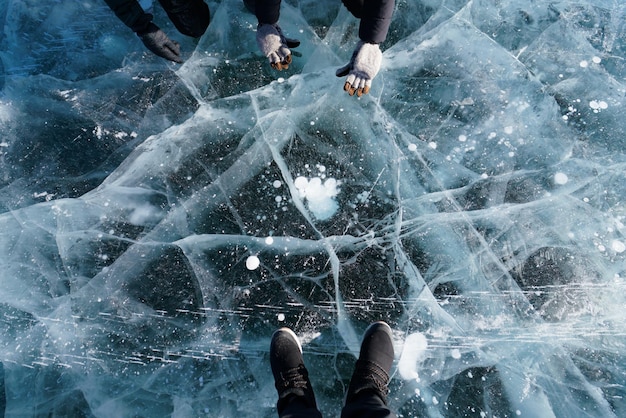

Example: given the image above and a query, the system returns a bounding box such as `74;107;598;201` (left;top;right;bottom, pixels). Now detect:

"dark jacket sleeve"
342;0;394;44
360;0;394;44
252;0;282;25
104;0;153;33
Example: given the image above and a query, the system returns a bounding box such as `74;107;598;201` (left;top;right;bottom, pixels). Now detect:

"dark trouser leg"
341;392;396;418
157;0;211;37
278;395;323;418
341;0;364;18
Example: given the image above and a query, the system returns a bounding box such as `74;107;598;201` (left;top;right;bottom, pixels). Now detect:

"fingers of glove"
342;73;358;95
345;73;357;86
269;52;291;70
343;74;372;96
161;40;183;63
343;81;356;96
361;79;373;96
344;78;366;96
277;47;292;70
277;46;291;61
271;60;289;70
140;31;183;63
268;52;281;67
355;78;371;97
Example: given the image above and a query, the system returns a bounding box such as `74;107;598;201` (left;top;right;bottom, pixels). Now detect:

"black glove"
137;22;183;63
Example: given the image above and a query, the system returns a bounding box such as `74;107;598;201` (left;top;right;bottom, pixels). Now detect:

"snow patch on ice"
398;333;428;381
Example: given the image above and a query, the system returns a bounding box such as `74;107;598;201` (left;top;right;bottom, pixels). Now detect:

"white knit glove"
336;41;382;96
256;23;300;70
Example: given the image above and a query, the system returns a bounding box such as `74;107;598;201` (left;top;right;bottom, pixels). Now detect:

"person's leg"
279;398;323;418
341;0;365;18
341;392;394;418
341;321;396;418
270;328;322;418
158;0;211;38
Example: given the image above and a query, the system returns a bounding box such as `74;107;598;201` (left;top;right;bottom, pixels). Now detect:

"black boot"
270;328;319;415
345;321;394;406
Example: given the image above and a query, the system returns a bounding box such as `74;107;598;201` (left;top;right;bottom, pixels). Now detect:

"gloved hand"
256;23;300;70
137;22;183;63
336;41;382;96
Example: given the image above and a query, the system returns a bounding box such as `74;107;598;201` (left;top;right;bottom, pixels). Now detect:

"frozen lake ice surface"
1;0;625;416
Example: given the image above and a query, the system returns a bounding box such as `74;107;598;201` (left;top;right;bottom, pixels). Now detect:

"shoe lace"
277;364;310;392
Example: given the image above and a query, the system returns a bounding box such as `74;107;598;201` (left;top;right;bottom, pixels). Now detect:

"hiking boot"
270;328;318;412
345;321;394;405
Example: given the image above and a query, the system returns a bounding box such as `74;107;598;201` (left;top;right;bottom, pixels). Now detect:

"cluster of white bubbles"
294;175;341;221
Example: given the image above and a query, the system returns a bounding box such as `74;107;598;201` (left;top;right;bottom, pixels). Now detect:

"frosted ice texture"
1;0;625;416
